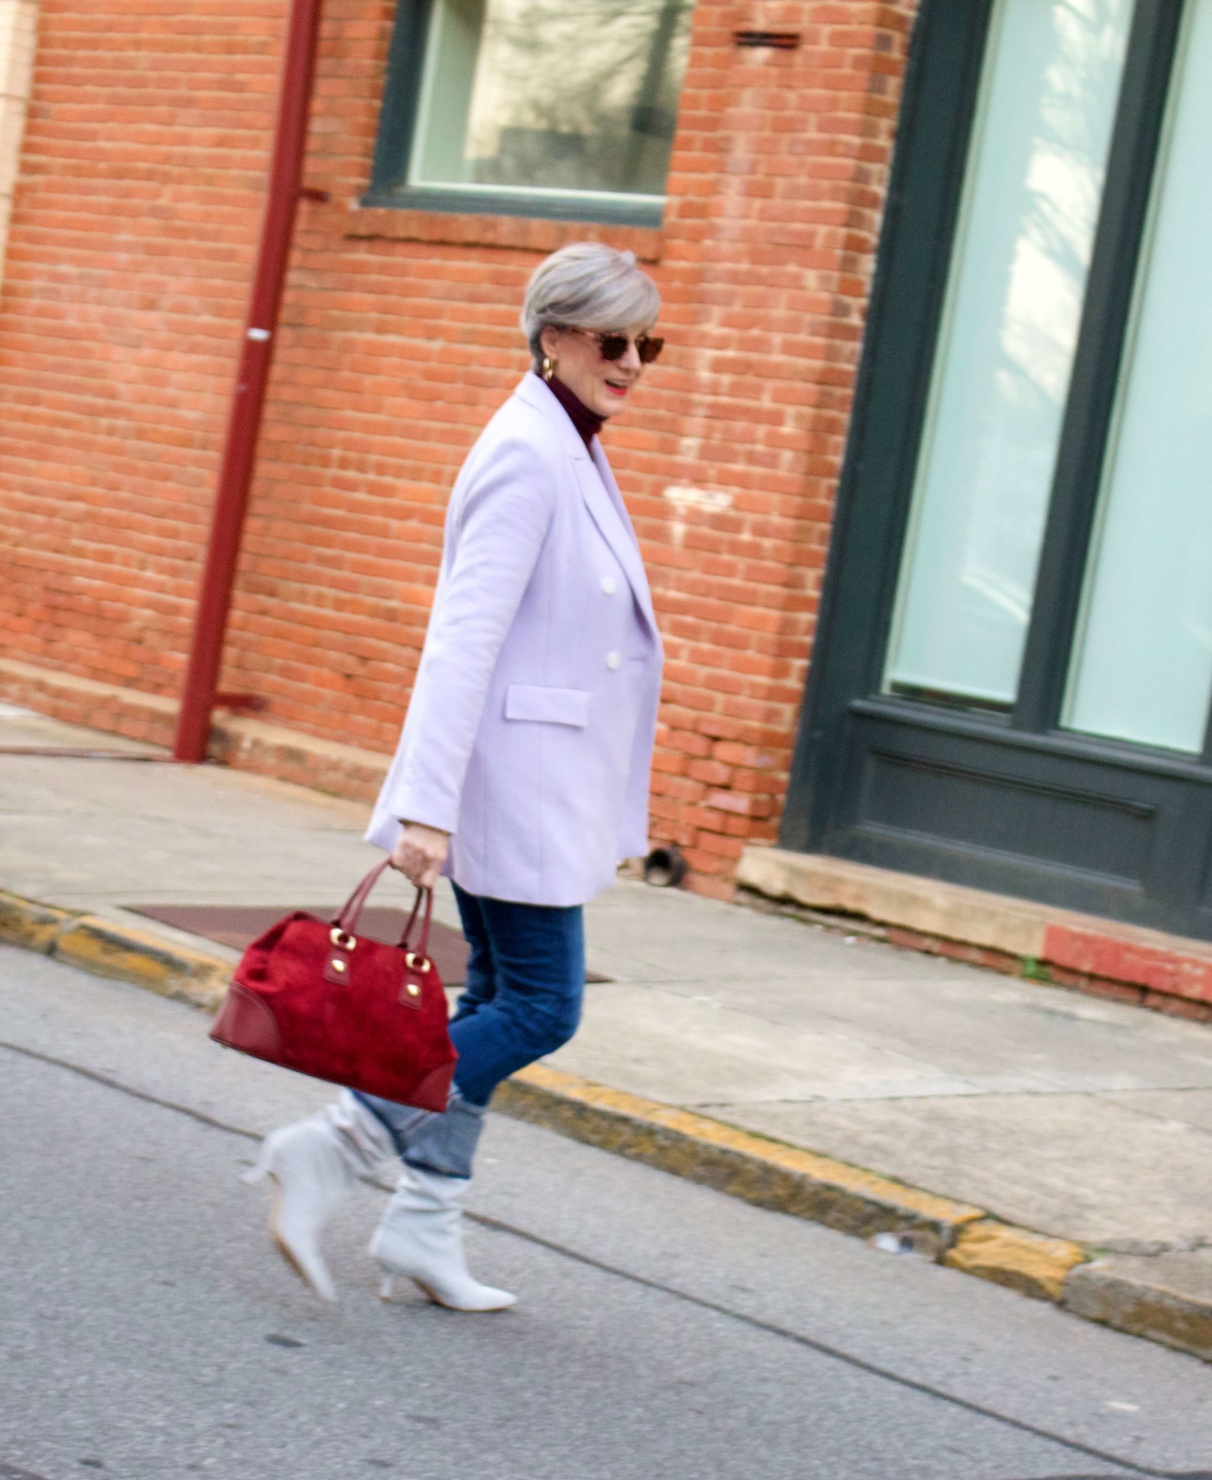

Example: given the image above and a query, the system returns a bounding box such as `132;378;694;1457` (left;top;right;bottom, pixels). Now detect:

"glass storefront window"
407;0;695;209
883;0;1132;710
1064;0;1212;754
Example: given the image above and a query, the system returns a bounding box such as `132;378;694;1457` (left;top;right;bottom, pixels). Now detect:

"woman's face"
540;323;653;420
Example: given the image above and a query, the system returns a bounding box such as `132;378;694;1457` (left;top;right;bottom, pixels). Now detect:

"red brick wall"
0;0;283;689
0;0;918;896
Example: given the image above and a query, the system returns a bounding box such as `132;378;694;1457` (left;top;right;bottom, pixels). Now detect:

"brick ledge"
738;846;1212;1018
0;658;390;804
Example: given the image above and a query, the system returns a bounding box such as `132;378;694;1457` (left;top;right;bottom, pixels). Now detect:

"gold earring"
541;354;557;382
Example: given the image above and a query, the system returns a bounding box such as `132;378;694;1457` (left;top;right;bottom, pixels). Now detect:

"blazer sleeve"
379;434;559;834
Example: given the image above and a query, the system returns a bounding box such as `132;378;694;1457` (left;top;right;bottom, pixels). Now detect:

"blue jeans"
355;882;585;1177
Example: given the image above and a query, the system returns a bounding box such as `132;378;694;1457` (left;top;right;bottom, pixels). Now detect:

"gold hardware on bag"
330;927;356;950
405;952;431;973
405;981;420;997
331;958;347;974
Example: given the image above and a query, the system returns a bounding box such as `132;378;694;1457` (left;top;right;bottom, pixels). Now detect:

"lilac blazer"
365;372;664;906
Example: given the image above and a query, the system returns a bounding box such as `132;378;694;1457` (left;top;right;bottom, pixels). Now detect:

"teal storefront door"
785;0;1212;939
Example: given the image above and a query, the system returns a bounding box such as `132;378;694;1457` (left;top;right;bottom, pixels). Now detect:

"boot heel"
241;1116;356;1303
378;1273;397;1301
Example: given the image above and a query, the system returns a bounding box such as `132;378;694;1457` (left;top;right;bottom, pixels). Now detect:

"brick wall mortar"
0;0;920;895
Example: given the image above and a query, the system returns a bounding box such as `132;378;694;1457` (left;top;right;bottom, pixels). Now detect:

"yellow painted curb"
53;917;230;1010
0;889;230;1007
499;1062;986;1245
1064;1261;1212;1362
944;1219;1086;1301
0;889;79;952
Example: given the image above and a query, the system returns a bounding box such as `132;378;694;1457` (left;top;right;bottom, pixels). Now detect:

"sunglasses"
570;328;665;365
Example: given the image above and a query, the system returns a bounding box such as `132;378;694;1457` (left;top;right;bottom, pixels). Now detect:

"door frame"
780;0;1212;940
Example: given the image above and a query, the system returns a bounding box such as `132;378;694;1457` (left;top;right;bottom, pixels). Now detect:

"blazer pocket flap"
505;684;590;727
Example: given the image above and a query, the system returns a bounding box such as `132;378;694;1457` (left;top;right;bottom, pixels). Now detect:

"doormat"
130;904;609;986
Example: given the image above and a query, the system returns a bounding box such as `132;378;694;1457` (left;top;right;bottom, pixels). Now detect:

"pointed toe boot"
244;1092;393;1301
370;1166;516;1312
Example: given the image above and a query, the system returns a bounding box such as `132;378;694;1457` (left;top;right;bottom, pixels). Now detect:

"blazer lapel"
515;372;588;462
579;446;658;636
516;373;658;636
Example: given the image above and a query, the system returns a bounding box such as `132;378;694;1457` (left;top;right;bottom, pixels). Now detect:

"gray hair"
521;242;660;366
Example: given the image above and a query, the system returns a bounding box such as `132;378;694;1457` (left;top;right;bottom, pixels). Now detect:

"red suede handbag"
209;861;456;1111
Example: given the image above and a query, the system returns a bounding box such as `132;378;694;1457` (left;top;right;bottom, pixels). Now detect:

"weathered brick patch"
739;847;1212;1023
885;925;1212;1025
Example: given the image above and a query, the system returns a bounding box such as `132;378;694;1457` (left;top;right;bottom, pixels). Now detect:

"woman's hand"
390;821;450;889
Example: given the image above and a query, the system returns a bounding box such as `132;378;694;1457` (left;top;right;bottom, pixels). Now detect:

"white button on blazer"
366;373;664;907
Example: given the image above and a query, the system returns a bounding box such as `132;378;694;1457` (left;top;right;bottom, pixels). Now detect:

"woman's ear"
539;325;561;361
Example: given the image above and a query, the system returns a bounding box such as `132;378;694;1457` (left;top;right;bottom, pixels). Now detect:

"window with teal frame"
368;0;696;226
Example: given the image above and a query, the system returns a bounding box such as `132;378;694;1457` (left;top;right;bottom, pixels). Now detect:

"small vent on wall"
733;29;801;49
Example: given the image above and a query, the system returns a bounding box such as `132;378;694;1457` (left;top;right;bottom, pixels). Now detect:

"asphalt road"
2;945;1212;1480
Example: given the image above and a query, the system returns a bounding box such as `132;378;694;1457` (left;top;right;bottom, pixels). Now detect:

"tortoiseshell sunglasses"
570;328;665;364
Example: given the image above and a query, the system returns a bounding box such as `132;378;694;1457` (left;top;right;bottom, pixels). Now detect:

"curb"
942;1220;1085;1302
1063;1261;1212;1363
1;890;229;1010
494;1063;984;1250
2;885;1207;1362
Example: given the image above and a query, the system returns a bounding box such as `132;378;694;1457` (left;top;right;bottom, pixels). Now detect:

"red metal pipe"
173;0;324;762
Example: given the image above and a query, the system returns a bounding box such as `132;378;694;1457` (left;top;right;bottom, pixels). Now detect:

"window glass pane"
1064;1;1212;754
409;0;695;202
883;0;1131;710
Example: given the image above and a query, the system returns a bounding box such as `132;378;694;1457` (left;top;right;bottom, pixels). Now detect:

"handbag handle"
331;862;433;962
333;859;391;930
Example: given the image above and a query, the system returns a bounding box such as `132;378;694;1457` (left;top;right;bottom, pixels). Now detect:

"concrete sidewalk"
3;702;1212;1359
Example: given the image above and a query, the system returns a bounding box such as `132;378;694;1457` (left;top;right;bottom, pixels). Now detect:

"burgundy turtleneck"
545;374;605;448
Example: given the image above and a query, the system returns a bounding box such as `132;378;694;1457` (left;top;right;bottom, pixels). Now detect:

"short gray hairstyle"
521;242;660;366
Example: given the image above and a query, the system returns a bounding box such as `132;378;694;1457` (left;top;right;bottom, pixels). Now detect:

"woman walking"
245;242;665;1310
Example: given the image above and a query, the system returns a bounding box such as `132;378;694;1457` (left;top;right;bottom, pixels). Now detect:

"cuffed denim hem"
351;1087;485;1180
402;1092;485;1180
